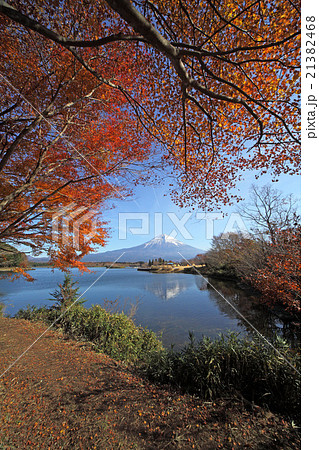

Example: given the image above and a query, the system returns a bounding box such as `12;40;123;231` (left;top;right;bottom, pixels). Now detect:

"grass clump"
144;332;300;420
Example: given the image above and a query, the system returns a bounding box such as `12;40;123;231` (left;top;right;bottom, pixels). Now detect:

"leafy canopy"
0;0;300;267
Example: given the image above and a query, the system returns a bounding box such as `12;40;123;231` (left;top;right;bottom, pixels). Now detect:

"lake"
0;268;299;348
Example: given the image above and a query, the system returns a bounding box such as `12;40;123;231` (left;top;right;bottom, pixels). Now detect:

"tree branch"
0;1;146;47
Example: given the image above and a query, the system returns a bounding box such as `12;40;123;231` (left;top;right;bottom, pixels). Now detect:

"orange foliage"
0;3;152;270
248;226;301;315
104;0;301;207
0;0;301;269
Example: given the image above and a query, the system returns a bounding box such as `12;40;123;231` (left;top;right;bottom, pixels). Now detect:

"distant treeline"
0;244;28;268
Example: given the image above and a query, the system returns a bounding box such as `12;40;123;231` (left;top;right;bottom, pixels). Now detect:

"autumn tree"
1;0;301;211
206;228;300;315
0;0;300;274
248;225;301;315
206;186;300;315
205;232;265;278
189;253;206;265
0;2;152;270
237;184;300;243
238;186;300;314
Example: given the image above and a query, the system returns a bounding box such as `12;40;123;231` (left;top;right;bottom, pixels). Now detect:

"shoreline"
137;264;208;274
1;264;300;326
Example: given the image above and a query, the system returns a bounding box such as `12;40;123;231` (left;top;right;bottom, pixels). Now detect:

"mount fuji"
81;234;204;263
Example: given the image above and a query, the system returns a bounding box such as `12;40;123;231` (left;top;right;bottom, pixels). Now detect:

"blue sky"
101;170;301;252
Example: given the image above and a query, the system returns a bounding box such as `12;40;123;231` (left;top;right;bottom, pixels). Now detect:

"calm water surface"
0;268;298;348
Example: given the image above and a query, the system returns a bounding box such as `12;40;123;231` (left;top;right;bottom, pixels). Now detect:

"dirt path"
0;318;300;449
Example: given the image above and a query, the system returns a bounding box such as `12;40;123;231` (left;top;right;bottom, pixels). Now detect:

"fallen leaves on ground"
0;318;300;449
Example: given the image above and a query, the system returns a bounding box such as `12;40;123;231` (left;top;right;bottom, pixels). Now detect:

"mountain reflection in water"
144;278;188;300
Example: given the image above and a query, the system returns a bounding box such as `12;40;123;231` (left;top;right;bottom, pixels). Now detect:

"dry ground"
0;318;300;449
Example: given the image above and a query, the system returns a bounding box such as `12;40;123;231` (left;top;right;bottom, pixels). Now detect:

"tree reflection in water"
197;277;300;347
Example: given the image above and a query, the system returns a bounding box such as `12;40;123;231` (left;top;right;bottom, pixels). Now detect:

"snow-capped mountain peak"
80;234;204;262
144;234;184;248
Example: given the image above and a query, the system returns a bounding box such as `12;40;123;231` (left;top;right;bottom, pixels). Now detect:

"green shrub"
15;304;59;323
62;304;163;361
15;303;162;363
